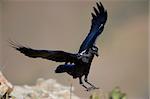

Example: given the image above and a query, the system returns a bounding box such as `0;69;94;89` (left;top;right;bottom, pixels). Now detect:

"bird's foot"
85;86;99;91
85;87;93;91
92;86;99;90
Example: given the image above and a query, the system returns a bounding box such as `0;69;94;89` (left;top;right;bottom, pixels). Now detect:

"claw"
92;86;99;90
85;86;99;91
85;87;93;91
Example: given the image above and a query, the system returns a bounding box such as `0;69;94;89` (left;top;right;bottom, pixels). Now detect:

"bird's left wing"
79;2;107;53
10;42;78;63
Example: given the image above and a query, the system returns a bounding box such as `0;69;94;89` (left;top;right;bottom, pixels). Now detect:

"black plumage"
10;2;107;91
79;2;107;53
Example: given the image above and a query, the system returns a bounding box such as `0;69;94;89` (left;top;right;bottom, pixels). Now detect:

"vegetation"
89;87;127;99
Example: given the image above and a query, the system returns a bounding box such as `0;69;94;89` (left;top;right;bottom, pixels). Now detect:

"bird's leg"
79;77;96;91
79;77;89;91
84;75;99;90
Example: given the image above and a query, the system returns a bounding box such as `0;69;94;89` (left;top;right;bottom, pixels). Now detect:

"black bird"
10;2;107;91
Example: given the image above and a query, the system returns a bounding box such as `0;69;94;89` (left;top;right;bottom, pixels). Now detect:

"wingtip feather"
91;12;96;18
93;7;99;16
8;40;23;51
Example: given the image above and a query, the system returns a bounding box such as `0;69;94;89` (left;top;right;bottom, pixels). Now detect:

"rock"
0;71;13;98
11;78;80;99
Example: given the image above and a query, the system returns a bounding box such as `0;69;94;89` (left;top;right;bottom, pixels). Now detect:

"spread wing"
10;42;78;63
79;2;107;53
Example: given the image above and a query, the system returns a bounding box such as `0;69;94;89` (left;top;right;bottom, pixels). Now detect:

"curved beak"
95;51;99;57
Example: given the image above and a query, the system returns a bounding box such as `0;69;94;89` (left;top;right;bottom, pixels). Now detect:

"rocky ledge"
11;78;80;99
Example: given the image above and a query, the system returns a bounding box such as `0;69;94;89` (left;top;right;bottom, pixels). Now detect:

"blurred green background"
0;0;148;99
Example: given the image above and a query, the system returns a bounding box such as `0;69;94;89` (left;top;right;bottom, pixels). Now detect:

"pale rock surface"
0;71;13;98
11;78;80;99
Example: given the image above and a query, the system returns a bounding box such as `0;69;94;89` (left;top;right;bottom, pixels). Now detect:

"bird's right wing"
10;42;78;63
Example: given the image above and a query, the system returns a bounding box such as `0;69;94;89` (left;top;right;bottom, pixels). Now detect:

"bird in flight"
10;2;107;91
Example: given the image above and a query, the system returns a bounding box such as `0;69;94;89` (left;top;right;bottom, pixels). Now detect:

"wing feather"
10;42;77;63
79;2;107;52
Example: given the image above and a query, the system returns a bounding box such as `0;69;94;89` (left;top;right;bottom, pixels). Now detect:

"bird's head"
89;46;99;57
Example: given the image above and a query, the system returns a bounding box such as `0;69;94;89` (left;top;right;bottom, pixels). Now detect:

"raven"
10;2;107;91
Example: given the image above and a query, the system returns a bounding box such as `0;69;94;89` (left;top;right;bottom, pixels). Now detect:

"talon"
92;87;99;90
85;86;99;91
85;87;94;91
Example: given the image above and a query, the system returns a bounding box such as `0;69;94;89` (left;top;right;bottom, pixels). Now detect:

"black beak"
95;52;99;57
